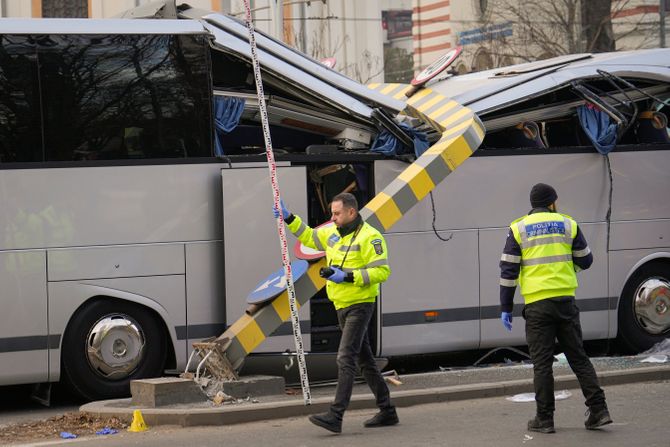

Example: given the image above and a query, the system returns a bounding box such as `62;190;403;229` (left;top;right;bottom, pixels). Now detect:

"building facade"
412;0;668;74
0;0;667;80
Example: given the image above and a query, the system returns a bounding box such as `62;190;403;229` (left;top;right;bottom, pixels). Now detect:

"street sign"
411;46;463;86
293;220;334;261
247;259;309;304
320;57;337;69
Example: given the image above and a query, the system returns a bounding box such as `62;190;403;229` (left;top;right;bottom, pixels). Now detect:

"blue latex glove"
327;267;346;284
96;427;118;436
501;312;513;331
272;199;290;220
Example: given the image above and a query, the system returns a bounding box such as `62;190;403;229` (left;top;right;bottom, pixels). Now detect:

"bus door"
221;164;309;353
304;161;379;355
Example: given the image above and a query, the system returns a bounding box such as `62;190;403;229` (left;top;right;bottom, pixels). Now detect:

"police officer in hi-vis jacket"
499;183;611;434
275;192;398;434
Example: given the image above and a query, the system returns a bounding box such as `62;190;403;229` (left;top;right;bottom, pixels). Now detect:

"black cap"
530;183;557;208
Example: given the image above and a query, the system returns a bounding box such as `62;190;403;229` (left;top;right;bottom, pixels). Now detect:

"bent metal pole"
241;0;311;405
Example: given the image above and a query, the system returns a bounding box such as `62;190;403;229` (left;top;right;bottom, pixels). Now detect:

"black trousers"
330;302;393;419
523;297;607;419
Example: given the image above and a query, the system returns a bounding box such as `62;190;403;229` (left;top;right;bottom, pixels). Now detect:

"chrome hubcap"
633;277;670;335
86;314;145;379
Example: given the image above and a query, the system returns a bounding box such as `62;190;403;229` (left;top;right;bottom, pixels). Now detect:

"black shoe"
364;408;399;427
585;408;613;430
527;416;555;434
308;412;342;434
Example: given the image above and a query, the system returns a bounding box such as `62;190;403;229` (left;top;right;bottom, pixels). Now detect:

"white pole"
241;0;311;406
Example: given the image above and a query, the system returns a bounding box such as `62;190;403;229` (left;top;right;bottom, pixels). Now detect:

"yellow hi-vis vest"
510;212;578;304
287;215;390;310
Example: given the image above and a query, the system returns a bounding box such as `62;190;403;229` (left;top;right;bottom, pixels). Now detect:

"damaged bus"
0;5;668;400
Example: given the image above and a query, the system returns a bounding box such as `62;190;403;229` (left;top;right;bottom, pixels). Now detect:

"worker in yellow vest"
499;183;611;434
275;192;397;434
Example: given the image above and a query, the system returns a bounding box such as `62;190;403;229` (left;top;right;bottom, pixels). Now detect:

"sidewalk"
80;356;670;427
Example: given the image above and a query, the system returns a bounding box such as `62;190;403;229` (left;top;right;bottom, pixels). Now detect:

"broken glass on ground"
506;390;572;402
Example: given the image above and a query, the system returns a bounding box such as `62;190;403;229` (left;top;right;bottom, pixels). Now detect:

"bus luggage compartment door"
0;251;49;385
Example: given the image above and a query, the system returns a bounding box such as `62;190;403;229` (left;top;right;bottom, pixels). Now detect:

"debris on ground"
193;377;249;405
638;338;670;363
385;376;403;386
382;370;403;386
641;338;670;356
640;354;668;363
506;390;572;402
0;412;126;445
96;427;118;435
212;391;234;405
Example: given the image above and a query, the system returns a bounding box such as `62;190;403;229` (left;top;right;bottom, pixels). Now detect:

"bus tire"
617;261;670;353
61;298;167;401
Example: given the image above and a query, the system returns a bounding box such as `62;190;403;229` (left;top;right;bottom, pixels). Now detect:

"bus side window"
37;33;212;162
0;35;44;163
544;116;590;147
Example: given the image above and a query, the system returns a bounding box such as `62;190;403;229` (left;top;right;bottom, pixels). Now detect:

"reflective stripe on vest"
501;253;521;263
500;278;518;287
521;253;572;266
338;244;361;252
295;221;307;238
573;247;591;257
312;231;325;251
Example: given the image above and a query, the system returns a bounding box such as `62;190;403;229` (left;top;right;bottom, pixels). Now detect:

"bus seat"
636;111;669;144
483;121;545;149
509;121;545;148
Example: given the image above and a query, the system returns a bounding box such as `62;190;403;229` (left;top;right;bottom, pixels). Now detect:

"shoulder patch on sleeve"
371;238;383;255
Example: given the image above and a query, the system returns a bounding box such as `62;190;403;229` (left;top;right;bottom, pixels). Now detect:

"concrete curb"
80;365;670;427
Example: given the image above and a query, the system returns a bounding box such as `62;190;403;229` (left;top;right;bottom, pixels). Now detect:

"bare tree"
582;0;615;52
344;49;384;84
477;0;655;64
293;22;384;84
383;46;414;83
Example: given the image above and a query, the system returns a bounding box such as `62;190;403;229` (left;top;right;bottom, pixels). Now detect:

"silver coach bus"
0;11;668;400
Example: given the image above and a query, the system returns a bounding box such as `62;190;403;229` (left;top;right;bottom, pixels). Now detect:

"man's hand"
272;199;290;220
326;267;346;284
501;311;513;331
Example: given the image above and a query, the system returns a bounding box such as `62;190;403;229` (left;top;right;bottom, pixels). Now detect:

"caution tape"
241;0;311;405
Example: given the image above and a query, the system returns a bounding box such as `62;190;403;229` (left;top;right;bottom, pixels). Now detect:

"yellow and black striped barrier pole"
362;83;485;230
205;85;485;371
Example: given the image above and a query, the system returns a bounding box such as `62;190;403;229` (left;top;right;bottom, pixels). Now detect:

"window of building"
382;10;412;40
476;0;489;18
472;48;493;71
42;0;88;18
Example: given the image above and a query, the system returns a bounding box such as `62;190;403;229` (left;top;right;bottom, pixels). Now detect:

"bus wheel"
617;261;670;353
61;299;167;401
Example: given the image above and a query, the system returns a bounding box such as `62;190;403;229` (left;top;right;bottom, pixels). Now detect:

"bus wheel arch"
61;296;170;401
617;259;670;353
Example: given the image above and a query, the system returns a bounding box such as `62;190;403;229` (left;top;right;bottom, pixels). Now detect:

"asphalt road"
12;380;668;447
